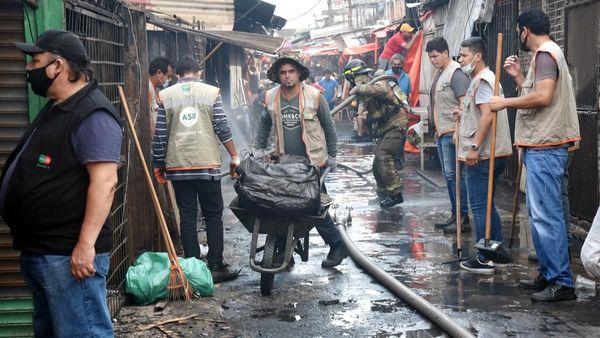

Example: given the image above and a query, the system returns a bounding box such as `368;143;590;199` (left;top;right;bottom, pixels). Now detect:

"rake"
118;86;194;302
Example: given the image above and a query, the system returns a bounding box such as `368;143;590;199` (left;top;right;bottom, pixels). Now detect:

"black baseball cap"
15;29;89;65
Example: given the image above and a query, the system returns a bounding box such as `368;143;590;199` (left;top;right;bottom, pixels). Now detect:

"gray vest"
160;81;222;169
431;61;462;136
514;40;580;147
458;68;512;160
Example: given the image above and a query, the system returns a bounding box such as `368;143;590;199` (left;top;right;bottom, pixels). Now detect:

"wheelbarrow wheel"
260;234;276;296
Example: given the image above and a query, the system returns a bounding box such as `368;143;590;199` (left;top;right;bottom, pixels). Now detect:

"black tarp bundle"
234;155;322;216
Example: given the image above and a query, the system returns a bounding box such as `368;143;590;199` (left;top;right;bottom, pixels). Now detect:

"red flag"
405;30;423;107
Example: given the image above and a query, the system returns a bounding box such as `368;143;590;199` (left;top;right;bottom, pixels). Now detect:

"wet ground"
115;121;600;337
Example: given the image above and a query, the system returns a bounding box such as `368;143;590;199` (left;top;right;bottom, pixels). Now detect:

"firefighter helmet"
343;59;372;86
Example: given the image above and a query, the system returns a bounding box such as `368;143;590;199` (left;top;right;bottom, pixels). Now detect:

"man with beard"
343;59;409;208
490;9;580;302
254;57;348;268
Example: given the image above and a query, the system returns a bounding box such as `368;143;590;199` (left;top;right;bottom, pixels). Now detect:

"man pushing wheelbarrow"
251;56;348;270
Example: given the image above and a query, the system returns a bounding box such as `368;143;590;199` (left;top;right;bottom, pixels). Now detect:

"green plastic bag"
125;252;214;305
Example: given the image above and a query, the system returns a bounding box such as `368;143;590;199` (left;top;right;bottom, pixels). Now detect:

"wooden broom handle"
455;121;461;249
484;33;503;242
118;86;178;258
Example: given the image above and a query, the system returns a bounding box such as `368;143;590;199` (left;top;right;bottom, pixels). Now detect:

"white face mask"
461;54;479;76
461;61;475;75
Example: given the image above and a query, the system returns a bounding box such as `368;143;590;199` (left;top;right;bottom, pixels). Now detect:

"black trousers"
171;179;224;265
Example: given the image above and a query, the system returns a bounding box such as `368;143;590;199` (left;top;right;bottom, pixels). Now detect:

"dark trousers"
316;213;342;246
373;128;405;197
172;179;224;265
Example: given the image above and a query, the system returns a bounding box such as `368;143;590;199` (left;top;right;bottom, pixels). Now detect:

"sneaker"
480;246;513;265
434;215;455;228
380;192;404;208
208;263;241;283
442;220;471;234
518;273;549;291
321;244;349;268
531;283;576;302
460;258;494;274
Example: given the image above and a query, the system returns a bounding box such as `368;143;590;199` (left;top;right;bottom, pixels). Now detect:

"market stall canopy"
343;42;377;56
147;15;285;54
301;44;340;56
128;0;235;31
371;22;401;38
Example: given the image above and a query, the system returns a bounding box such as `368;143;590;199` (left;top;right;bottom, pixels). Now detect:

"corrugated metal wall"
0;0;34;337
134;0;234;30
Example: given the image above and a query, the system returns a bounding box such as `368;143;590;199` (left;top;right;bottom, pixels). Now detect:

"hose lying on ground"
337;163;373;176
336;223;475;338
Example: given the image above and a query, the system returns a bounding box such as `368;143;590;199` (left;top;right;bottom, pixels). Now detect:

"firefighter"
343;59;409;208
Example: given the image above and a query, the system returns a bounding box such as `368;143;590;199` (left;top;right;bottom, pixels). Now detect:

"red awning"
342;42;377;56
301;44;339;56
372;23;400;38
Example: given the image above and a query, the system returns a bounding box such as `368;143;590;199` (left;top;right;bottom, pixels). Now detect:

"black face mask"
518;28;530;52
391;66;402;74
26;60;58;97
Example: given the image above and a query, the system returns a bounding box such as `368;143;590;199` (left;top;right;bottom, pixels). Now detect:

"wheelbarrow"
230;166;331;296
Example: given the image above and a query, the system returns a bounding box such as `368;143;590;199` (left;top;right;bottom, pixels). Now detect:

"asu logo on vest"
37;154;52;169
179;106;199;128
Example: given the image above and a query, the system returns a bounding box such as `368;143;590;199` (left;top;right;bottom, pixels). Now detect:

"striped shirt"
152;78;232;181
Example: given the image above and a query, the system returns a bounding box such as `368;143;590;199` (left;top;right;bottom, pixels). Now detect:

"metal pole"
336;223;475;338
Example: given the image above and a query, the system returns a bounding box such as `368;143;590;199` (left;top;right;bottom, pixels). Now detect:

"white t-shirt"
582;207;600;279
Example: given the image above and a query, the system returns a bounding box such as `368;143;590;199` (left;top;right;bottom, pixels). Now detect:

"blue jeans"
465;157;508;257
20;252;113;338
561;152;573;237
436;135;468;216
524;147;573;287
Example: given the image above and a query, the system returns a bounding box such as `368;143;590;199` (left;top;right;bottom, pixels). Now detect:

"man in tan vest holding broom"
456;37;513;274
490;9;580;302
152;55;241;283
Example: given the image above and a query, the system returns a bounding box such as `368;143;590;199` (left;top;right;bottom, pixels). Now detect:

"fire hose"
336;223;475;338
330;74;400;117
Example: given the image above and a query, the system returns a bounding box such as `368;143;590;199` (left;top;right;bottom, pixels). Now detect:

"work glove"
153;167;167;185
326;155;337;172
229;155;240;178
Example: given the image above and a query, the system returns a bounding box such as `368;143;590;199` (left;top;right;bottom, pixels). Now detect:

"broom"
118;86;194;301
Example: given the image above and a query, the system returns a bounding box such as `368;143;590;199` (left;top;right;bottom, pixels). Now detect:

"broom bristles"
167;257;195;302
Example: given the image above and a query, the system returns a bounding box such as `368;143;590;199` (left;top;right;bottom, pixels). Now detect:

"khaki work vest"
431;61;462;136
514;40;580;147
265;84;328;166
458;68;512;160
160;80;222;169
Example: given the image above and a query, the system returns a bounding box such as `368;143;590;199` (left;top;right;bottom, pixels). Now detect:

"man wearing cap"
254;57;348;268
0;29;122;336
378;23;416;71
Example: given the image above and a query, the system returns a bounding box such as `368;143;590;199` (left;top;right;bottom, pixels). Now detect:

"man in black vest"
0;30;122;337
